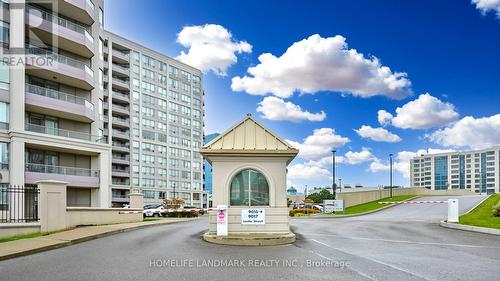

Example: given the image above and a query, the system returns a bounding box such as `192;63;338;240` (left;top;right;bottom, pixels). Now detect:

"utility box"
201;114;298;245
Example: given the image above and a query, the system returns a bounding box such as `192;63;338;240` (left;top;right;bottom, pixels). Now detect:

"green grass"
143;218;161;222
0;232;47;244
339;195;417;215
459;194;500;229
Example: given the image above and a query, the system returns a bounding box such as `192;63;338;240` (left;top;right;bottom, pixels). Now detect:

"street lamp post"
389;153;393;198
332;150;336;199
339;178;342;193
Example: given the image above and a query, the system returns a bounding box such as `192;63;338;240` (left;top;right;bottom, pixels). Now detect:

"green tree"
306;189;334;203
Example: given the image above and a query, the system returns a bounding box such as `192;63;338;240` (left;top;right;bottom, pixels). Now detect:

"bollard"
447;199;459;222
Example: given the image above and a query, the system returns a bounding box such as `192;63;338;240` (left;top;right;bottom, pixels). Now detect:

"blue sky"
105;0;500;191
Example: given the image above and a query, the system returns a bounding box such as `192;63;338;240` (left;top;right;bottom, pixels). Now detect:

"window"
230;169;269;206
0;62;9;90
0;142;8;168
0;102;9;125
99;8;104;28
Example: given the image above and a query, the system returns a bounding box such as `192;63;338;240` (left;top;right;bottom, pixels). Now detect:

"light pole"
389;153;393;198
332;150;336;199
338;178;342;193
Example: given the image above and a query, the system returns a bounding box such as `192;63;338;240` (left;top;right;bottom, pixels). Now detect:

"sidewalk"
0;218;197;261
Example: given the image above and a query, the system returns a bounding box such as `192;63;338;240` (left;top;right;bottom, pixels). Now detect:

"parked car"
143;205;165;217
182;205;204;215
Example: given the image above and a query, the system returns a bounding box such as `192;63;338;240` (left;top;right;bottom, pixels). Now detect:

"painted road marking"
311;239;433;281
379;201;448;204
303;233;500;249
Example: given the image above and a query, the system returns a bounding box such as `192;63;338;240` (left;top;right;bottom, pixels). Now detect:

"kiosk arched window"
230;169;269;206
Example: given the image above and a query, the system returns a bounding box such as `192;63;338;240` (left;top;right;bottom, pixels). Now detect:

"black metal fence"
0;185;39;223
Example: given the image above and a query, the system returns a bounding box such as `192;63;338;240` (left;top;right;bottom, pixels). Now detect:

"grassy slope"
459;194;500;229
340;195;416;215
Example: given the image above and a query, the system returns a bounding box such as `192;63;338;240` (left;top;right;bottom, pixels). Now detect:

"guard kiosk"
201;114;298;245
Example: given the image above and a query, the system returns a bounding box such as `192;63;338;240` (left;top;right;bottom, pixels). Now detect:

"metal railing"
112;91;130;100
112;77;130;86
112;103;130;112
112;129;130;137
27;5;93;43
25;123;106;143
112;117;130;124
0;185;39;223
112;179;130;186
112;142;129;148
112;155;130;161
26;83;94;111
25;163;100;177
25;45;94;77
112;64;130;73
112;168;130;173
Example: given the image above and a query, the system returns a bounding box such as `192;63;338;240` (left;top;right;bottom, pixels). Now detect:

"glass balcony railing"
25;45;94;77
112;91;130;100
112;117;129;124
112;103;130;112
112;168;130;174
25;163;99;177
27;5;94;43
112;179;130;186
25;123;106;143
112;155;130;161
26;84;94;111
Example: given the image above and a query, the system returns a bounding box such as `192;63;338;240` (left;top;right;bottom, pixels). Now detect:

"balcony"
111;129;130;140
112;64;130;77
112;142;130;152
112;155;130;165
61;0;96;25
112;168;130;177
111;77;130;91
25;163;100;188
111;91;130;103
111;103;130;116
25;45;95;90
112;117;130;129
25;123;106;143
112;178;130;186
111;49;129;64
26;5;94;58
111;194;130;203
25;84;95;122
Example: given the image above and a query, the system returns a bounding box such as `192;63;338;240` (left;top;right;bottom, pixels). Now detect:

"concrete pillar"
9;0;25;131
90;151;110;207
129;193;144;209
38;180;67;232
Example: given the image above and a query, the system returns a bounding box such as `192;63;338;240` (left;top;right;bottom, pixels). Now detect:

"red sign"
217;211;225;219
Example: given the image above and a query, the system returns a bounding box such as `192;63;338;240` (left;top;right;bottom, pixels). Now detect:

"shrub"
492;202;500;217
289;208;320;217
163;210;199;218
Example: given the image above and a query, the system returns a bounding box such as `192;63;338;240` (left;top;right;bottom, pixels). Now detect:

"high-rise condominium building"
103;32;205;207
410;147;500;195
0;0;205;208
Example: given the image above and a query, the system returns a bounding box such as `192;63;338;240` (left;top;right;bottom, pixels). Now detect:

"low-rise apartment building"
410;147;500;194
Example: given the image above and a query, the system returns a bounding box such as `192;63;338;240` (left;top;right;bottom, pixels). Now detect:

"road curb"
292;196;421;219
439;220;500;236
0;218;198;261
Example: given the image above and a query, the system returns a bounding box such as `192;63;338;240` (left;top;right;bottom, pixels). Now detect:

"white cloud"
386;93;459;129
256;96;326;122
428;114;500;149
286;128;349;160
355;125;402;143
472;0;500;17
231;34;412;99
343;148;376;164
377;110;394;126
176;24;252;75
288;163;331;180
